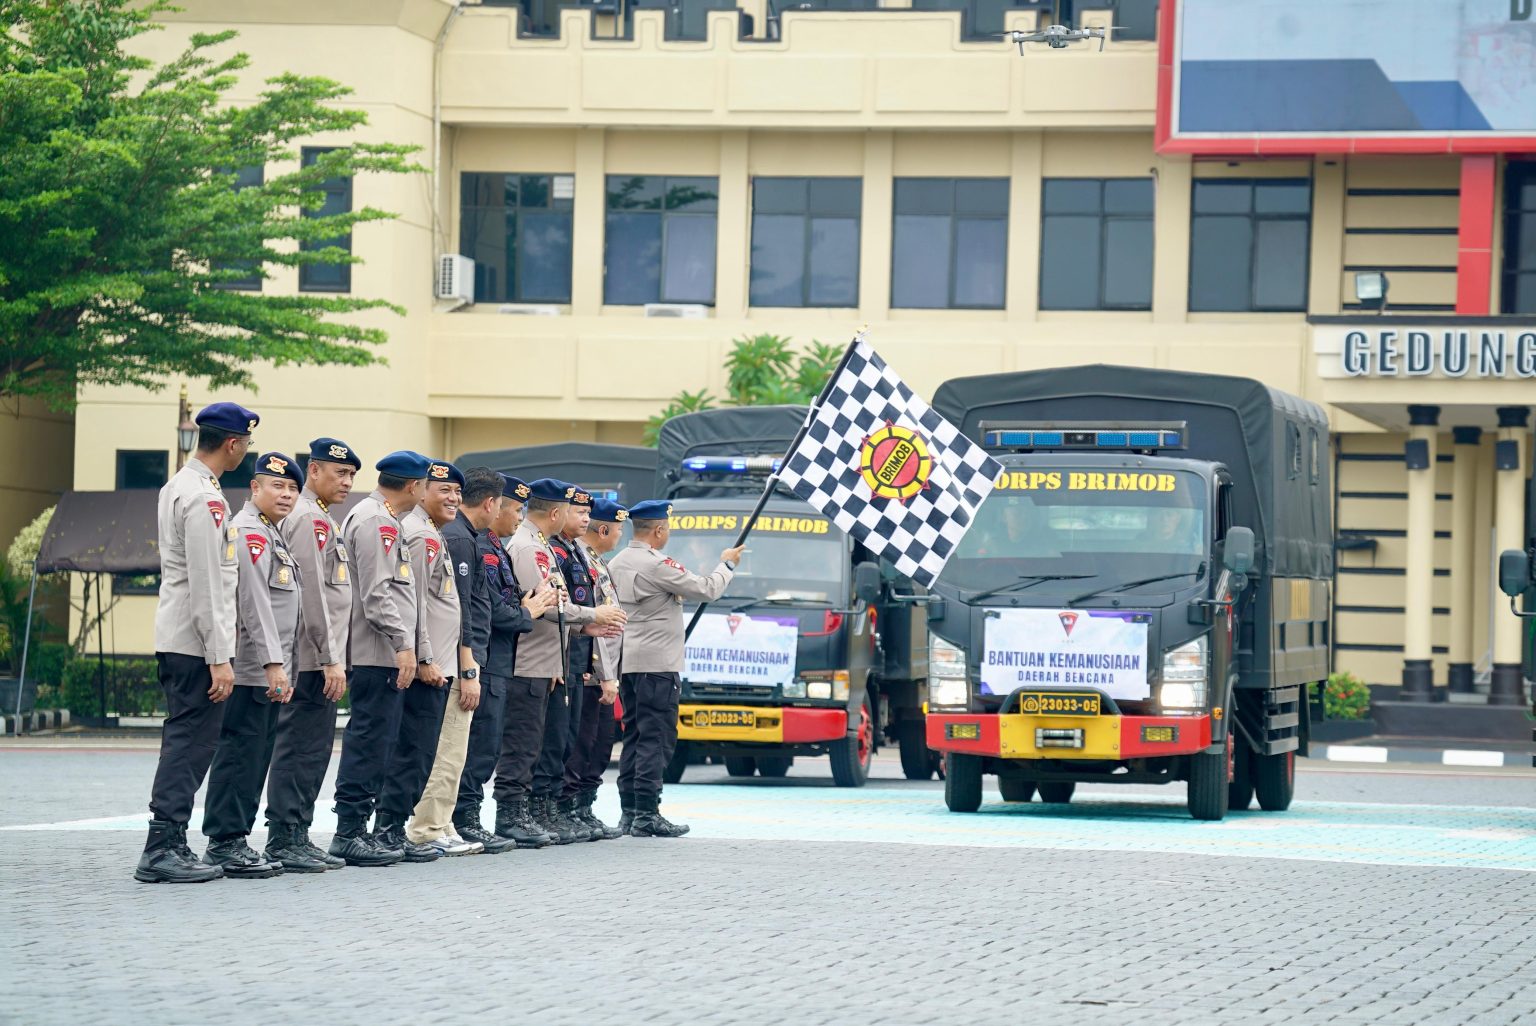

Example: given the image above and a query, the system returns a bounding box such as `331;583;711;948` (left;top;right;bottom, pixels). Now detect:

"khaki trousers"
406;679;475;844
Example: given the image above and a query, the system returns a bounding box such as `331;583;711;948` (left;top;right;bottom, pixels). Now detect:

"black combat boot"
617;791;635;836
579;789;622;840
630;796;690;838
134;820;224;884
494;797;553;849
531;794;576;845
556;795;596;842
455;807;517;854
374;813;441;864
297;826;345;870
203;836;284;878
329;814;402;867
263;823;327;874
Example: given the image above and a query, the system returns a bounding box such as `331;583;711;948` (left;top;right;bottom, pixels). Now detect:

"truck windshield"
940;468;1208;594
662;512;846;603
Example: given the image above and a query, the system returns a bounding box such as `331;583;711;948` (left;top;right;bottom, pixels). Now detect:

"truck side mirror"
1497;549;1533;598
854;561;881;605
1223;526;1255;582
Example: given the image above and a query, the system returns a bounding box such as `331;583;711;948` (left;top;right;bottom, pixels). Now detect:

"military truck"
922;366;1332;821
655;406;937;786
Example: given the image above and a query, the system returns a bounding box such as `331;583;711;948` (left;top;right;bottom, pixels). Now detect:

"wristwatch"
462;667;478;680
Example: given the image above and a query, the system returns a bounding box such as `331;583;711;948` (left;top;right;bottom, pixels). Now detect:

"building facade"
53;0;1533;706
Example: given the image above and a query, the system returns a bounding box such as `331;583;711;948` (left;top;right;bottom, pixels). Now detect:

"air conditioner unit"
643;303;709;319
498;304;561;316
436;254;474;304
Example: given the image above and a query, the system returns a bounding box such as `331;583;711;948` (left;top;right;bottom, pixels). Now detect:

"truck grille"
686;683;775;699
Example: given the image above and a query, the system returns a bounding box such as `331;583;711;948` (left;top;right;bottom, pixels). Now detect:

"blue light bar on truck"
980;422;1187;452
681;455;783;474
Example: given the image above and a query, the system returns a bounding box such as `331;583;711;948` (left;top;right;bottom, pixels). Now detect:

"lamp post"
175;384;195;471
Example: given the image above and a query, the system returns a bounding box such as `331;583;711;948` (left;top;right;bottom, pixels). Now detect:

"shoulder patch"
313;519;329;550
534;550;551;576
662;557;684;571
458;561;469;577
482;553;500;568
207;500;226;529
245;533;267;564
425;537;441;563
378;524;398;555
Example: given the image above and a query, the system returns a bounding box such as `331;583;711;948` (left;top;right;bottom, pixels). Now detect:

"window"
214;165;263;291
1063;0;1159;41
460;173;575;304
604;175;719;306
1189;178;1311;312
299;147;352;293
750;178;861;308
116;450;168;490
891;178;1008;309
907;0;1032;39
1502;162;1536;314
1040;178;1154;310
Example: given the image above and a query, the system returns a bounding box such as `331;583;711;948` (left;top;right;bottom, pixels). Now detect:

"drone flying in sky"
1003;24;1108;53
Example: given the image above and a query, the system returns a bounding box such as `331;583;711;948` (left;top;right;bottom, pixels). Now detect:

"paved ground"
1;740;1533;1026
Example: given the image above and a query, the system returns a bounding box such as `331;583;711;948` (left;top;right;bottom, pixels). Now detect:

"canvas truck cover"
655;406;809;498
455;442;658;504
932;366;1332;580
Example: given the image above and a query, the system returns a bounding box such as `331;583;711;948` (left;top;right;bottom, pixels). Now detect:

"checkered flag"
777;336;1002;587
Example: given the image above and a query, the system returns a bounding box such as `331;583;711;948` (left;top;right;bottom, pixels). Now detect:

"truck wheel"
724;756;757;778
756;755;793;778
897;720;934;780
998;775;1036;803
1187;738;1231;821
944;753;982;812
1253;749;1296;811
663;741;689;785
1036;781;1075;804
1229;733;1255;811
830;694;874;788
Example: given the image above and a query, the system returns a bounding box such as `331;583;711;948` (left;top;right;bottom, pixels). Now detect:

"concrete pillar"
570;128;606;317
1446;426;1481;693
1490;406;1530;706
858;131;893;321
1400;404;1440;702
714;131;749;318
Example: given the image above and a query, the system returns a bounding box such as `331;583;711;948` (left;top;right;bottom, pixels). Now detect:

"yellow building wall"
0;399;74;552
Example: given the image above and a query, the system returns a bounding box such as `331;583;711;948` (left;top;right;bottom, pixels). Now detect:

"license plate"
1018;692;1100;716
695;709;756;729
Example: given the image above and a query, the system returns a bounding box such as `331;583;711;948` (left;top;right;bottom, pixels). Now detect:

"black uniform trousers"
563;684;616;797
202;686;279;841
148;652;226;825
491;675;551;803
264;670;338;828
617;672;681;804
377;677;451;822
332;665;405;822
532;681;573;798
455;673;508;818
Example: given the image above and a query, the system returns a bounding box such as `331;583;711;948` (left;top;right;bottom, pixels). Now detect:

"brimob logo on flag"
777;335;1002;587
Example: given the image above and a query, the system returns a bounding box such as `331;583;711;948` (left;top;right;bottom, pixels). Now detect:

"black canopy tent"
14;490;160;725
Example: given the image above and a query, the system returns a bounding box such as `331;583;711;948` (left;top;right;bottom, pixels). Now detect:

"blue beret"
195;402;259;435
425;460;465;487
569;486;594;508
308;437;361;469
501;475;530;501
590;499;628;524
627;499;673;522
528;478;576;502
253;451;303;487
375;450;432;480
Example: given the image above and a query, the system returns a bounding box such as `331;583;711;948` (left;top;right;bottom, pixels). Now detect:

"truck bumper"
678;704;848;744
925;711;1213;760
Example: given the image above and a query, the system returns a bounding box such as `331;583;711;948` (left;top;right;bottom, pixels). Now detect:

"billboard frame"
1155;0;1536;156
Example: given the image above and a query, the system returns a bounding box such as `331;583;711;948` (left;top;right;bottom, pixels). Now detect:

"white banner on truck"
684;613;798;687
981;608;1152;701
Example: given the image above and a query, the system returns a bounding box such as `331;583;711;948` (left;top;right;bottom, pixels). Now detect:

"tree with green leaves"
643;334;844;445
0;0;420;410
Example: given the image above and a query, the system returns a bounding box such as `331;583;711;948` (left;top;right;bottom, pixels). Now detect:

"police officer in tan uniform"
200;452;305;878
329;450;431;867
493;478;625;845
609;500;741;837
136;402;257;884
263;437;359;872
563;498;628;840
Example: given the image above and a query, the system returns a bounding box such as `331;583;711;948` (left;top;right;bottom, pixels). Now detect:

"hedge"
61;657;162;717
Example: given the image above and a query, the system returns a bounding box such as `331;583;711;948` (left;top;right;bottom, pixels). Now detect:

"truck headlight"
928;631;969;710
782;680;807;699
1159;637;1208;711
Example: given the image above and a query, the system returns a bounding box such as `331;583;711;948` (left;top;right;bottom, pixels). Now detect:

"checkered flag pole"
776;333;1003;587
